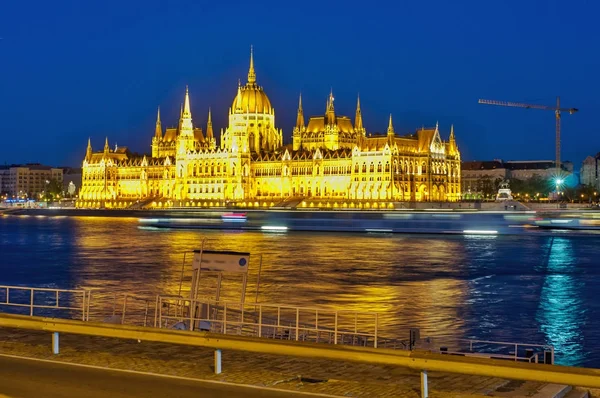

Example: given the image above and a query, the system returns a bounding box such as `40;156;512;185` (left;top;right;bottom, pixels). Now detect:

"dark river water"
0;215;598;367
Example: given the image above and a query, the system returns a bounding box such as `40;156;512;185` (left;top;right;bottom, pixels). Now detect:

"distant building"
580;153;600;191
461;159;573;198
0;164;63;198
61;167;82;197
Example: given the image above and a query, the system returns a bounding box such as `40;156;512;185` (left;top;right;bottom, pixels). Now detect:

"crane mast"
478;97;578;176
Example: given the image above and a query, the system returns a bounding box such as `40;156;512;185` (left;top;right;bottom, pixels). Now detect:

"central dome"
231;47;273;115
232;84;272;114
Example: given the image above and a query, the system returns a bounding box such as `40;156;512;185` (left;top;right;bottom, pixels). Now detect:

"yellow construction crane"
478;97;578;176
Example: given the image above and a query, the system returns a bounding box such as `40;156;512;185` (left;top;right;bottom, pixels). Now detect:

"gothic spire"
154;106;162;138
86;138;92;160
235;82;243;110
355;94;363;132
104;137;109;153
206;107;214;140
180;87;193;134
247;45;256;84
449;124;458;154
326;89;335;125
296;93;305;130
183;86;192;118
387;114;394;135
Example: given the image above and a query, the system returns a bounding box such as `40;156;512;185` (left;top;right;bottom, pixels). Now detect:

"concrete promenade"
0;327;549;397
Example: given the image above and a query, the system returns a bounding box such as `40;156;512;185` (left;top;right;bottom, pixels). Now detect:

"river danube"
1;215;598;367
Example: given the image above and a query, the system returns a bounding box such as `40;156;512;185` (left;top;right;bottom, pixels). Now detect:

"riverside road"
0;355;323;398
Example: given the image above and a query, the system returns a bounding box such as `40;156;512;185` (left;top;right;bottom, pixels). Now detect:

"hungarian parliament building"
78;50;461;209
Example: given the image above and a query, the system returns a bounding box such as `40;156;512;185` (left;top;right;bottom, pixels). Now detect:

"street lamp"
555;178;564;208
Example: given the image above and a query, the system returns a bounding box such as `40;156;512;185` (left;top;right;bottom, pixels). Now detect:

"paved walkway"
0;355;337;398
0;328;547;397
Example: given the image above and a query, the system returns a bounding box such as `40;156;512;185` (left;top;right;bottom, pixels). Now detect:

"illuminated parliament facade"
78;50;461;209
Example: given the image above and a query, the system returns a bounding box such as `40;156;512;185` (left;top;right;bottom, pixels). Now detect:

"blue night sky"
0;0;598;167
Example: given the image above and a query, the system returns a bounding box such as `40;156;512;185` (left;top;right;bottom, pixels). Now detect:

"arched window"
385;162;390;173
362;163;366;173
369;163;374;173
377;162;382;173
422;162;427;174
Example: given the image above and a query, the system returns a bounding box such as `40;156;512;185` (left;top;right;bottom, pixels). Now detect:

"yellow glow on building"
78;49;461;208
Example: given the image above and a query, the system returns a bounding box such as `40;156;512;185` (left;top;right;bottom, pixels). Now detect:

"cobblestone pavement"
0;328;547;397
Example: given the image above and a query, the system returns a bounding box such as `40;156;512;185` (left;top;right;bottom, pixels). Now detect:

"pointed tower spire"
206;107;214;139
326;89;335;125
86;138;92;160
180;87;193;134
183;86;191;118
155;106;162;138
296;93;305;130
104;137;109;153
387;114;394;136
449;124;458;154
247;45;256;84
235;82;243;111
355;94;363;132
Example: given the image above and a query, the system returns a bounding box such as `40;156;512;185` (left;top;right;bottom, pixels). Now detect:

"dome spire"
387;114;394;136
104;137;110;153
247;45;256;84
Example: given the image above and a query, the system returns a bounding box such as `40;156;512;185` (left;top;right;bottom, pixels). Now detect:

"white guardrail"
0;285;90;321
0;285;553;365
155;295;380;348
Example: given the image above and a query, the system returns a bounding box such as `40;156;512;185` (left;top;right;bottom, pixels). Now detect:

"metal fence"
156;295;380;348
0;285;555;365
423;338;555;364
0;285;90;321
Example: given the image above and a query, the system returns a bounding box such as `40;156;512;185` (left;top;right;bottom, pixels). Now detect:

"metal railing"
0;285;90;321
156;296;380;348
1;312;600;397
429;338;554;364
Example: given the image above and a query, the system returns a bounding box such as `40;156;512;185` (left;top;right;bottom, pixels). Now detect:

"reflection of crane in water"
478;98;578;177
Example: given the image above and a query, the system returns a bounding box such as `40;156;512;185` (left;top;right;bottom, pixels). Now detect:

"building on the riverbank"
581;153;600;191
461;159;574;199
78;49;462;209
61;167;82;198
0;164;63;199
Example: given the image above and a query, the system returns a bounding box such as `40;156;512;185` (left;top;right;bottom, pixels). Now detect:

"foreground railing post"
374;313;378;348
30;289;34;316
421;370;428;398
214;349;222;374
334;312;338;345
52;332;59;355
258;305;262;338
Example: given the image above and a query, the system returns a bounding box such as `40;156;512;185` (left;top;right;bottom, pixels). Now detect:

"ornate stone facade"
78;49;461;209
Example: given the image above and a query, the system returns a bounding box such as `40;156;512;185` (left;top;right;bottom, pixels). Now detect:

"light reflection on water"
0;216;599;367
536;238;587;366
